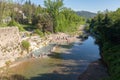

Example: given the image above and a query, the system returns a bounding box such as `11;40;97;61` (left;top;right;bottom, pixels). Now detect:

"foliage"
56;8;84;33
101;44;120;80
8;20;25;31
21;40;30;52
90;9;120;80
0;23;8;27
0;0;85;33
0;0;9;23
90;10;120;44
44;0;85;33
44;0;64;33
34;29;44;37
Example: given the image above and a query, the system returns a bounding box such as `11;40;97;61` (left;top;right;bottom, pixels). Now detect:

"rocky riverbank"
0;30;79;69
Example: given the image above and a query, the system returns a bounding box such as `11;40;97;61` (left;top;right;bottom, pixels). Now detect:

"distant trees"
35;13;53;33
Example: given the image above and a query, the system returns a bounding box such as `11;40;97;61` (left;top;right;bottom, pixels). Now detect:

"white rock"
0;61;6;68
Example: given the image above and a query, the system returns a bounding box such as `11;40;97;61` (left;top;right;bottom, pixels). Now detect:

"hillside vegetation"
0;0;85;34
90;8;120;80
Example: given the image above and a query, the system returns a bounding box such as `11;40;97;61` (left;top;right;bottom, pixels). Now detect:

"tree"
90;9;120;44
44;0;64;33
37;13;53;33
22;0;34;24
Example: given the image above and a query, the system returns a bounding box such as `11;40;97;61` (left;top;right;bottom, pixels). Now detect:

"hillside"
76;11;96;19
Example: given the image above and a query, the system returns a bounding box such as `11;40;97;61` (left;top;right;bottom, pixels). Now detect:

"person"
39;54;41;58
31;53;35;58
65;37;69;43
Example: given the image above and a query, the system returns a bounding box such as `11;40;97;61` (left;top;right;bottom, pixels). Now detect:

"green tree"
44;0;63;33
90;9;120;80
22;0;34;24
34;13;53;33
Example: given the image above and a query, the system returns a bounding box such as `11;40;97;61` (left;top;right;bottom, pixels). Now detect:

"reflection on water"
10;36;100;80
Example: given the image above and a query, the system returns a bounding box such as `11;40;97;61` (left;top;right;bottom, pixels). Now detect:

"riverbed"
9;36;100;80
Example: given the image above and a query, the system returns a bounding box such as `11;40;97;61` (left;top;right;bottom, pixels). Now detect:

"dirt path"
78;60;109;80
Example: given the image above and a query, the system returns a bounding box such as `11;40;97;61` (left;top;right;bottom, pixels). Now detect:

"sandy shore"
78;60;109;80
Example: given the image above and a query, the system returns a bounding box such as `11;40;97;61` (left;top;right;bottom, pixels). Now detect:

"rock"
0;60;6;68
9;58;15;62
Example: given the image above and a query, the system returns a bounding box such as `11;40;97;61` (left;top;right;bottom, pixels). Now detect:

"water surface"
10;36;100;80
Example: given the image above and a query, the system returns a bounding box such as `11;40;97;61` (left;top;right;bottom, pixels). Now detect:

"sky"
30;0;120;13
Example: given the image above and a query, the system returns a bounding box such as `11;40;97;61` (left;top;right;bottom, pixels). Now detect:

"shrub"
5;60;12;67
8;20;25;31
34;29;44;37
45;31;51;35
21;40;30;53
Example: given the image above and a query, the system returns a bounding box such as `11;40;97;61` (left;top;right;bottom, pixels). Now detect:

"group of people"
29;34;75;59
52;35;71;44
30;52;49;59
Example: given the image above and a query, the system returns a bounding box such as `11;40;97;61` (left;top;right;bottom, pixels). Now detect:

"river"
9;36;100;80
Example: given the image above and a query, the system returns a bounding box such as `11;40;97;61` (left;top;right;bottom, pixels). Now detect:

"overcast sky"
29;0;120;13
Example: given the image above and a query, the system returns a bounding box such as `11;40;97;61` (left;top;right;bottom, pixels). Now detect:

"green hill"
76;11;96;19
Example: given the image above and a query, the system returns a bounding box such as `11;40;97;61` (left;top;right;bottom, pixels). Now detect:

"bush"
45;31;51;35
101;44;120;80
34;29;44;37
8;20;25;31
21;40;30;52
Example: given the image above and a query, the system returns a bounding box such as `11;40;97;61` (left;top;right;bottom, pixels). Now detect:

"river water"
9;36;100;80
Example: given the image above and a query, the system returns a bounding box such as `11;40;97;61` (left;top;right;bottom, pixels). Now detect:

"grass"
0;23;8;28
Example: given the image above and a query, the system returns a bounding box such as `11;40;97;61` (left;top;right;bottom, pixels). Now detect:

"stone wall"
0;27;21;46
0;27;21;67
